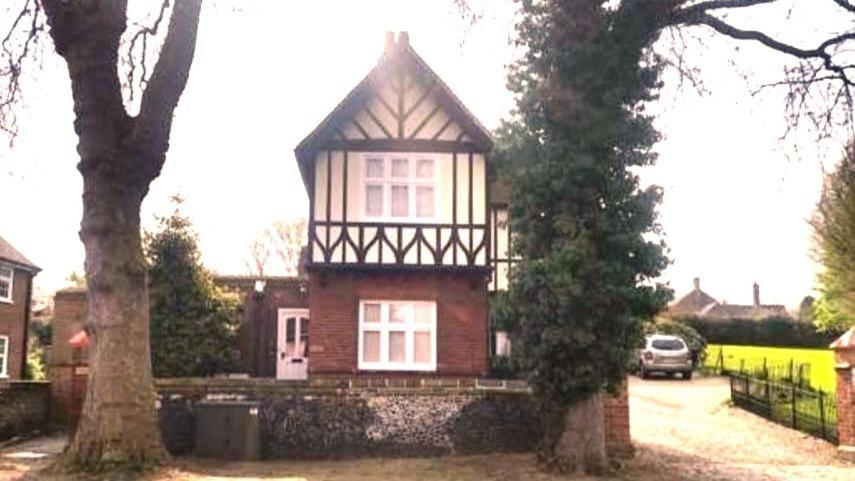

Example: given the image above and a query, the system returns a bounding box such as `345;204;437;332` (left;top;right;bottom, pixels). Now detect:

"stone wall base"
838;445;855;462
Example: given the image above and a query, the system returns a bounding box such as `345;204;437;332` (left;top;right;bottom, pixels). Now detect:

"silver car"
637;334;694;380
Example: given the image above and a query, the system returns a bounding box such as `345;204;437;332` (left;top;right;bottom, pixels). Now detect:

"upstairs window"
358;300;436;371
363;156;436;221
0;265;12;303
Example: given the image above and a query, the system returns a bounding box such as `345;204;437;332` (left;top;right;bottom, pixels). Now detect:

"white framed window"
358;300;437;371
362;154;438;222
0;264;13;303
0;335;8;378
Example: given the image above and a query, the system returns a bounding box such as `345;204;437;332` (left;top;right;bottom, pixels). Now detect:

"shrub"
676;315;835;348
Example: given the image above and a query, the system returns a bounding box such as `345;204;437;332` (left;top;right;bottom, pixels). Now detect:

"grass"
704;344;836;392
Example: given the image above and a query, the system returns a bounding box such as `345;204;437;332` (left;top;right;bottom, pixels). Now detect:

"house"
47;33;516;382
0;236;40;379
284;31;510;379
668;277;790;320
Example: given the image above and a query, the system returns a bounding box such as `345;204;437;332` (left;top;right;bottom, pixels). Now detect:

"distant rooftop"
0;235;40;272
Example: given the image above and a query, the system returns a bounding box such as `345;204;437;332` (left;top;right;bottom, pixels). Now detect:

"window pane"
363;303;381;323
286;317;296;343
0;282;7;300
414;332;431;364
389;332;406;362
366;158;384;178
391;185;409;217
414;304;432;324
389;304;406;323
391;158;409;178
363;331;380;362
416;186;434;218
366;185;383;217
416;159;434;178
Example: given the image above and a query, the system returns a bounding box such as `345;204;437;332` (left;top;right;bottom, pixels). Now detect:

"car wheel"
683;370;693;381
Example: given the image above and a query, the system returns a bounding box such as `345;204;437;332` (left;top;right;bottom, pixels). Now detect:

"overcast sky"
0;0;849;308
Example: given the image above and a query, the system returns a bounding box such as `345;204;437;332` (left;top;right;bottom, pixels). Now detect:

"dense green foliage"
678;316;835;348
500;1;671;407
146;208;241;377
812;145;855;334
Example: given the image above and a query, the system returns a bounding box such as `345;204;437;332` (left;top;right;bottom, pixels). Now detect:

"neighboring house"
286;31;510;379
668;277;790;320
0;236;40;379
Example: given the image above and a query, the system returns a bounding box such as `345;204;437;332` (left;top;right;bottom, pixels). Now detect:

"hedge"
675;316;837;348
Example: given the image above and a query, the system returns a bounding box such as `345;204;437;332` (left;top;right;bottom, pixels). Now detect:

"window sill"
0;299;12;305
358;363;436;372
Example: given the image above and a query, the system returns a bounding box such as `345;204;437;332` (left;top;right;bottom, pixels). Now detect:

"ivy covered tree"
500;1;672;473
811;144;855;334
146;200;241;377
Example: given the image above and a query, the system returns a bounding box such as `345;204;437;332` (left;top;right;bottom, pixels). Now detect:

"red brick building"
281;32;509;379
0;236;40;380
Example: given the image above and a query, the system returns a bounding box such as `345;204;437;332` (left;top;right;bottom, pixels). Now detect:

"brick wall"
834;346;854;460
48;288;88;423
238;280;308;377
0;381;50;440
603;381;632;458
0;268;33;379
308;270;488;376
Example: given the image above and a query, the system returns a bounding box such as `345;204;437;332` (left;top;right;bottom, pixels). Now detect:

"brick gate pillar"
831;327;855;461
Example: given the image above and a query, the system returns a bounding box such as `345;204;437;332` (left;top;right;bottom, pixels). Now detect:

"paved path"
626;375;852;481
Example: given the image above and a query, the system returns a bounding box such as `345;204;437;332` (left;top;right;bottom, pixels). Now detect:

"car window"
651;339;685;350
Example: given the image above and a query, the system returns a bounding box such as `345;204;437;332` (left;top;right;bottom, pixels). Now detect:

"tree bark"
550;392;608;475
40;0;203;468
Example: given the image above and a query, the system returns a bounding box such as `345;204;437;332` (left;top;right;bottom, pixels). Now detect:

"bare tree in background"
271;218;307;276
245;219;306;277
1;0;202;468
245;236;272;277
453;0;855;140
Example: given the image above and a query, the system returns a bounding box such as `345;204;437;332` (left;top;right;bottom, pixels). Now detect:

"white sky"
0;0;850;308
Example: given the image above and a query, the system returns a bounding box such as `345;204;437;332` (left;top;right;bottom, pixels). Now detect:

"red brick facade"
832;330;855;460
0;267;35;380
603;381;633;457
308;270;489;376
48;288;89;423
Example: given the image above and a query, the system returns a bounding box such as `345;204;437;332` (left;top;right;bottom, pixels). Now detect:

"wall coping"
154;377;532;395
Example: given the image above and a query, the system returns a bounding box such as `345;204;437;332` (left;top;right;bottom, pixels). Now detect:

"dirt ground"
1;375;850;481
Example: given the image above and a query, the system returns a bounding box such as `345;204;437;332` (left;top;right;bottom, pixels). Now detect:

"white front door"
276;308;310;380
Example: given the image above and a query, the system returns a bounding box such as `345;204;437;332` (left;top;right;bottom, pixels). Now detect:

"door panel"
277;309;310;380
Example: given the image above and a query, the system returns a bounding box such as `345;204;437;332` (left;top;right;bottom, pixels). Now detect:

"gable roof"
668;288;718;317
0;235;40;272
294;32;494;190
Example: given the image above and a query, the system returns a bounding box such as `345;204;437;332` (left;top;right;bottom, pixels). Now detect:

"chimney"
753;282;760;308
398;31;409;47
384;31;395;53
693;277;700;291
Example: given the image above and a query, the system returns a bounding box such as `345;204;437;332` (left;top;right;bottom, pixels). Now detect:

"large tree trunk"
69;175;165;464
549;392;608;475
41;0;203;468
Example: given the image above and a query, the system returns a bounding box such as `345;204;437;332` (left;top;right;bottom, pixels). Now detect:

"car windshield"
651;339;685;351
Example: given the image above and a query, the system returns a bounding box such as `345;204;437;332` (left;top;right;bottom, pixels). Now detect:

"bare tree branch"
832;0;855;13
0;0;44;139
125;0;171;103
134;0;202;182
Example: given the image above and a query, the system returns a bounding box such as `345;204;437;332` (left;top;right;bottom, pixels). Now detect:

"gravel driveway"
626;375;852;481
